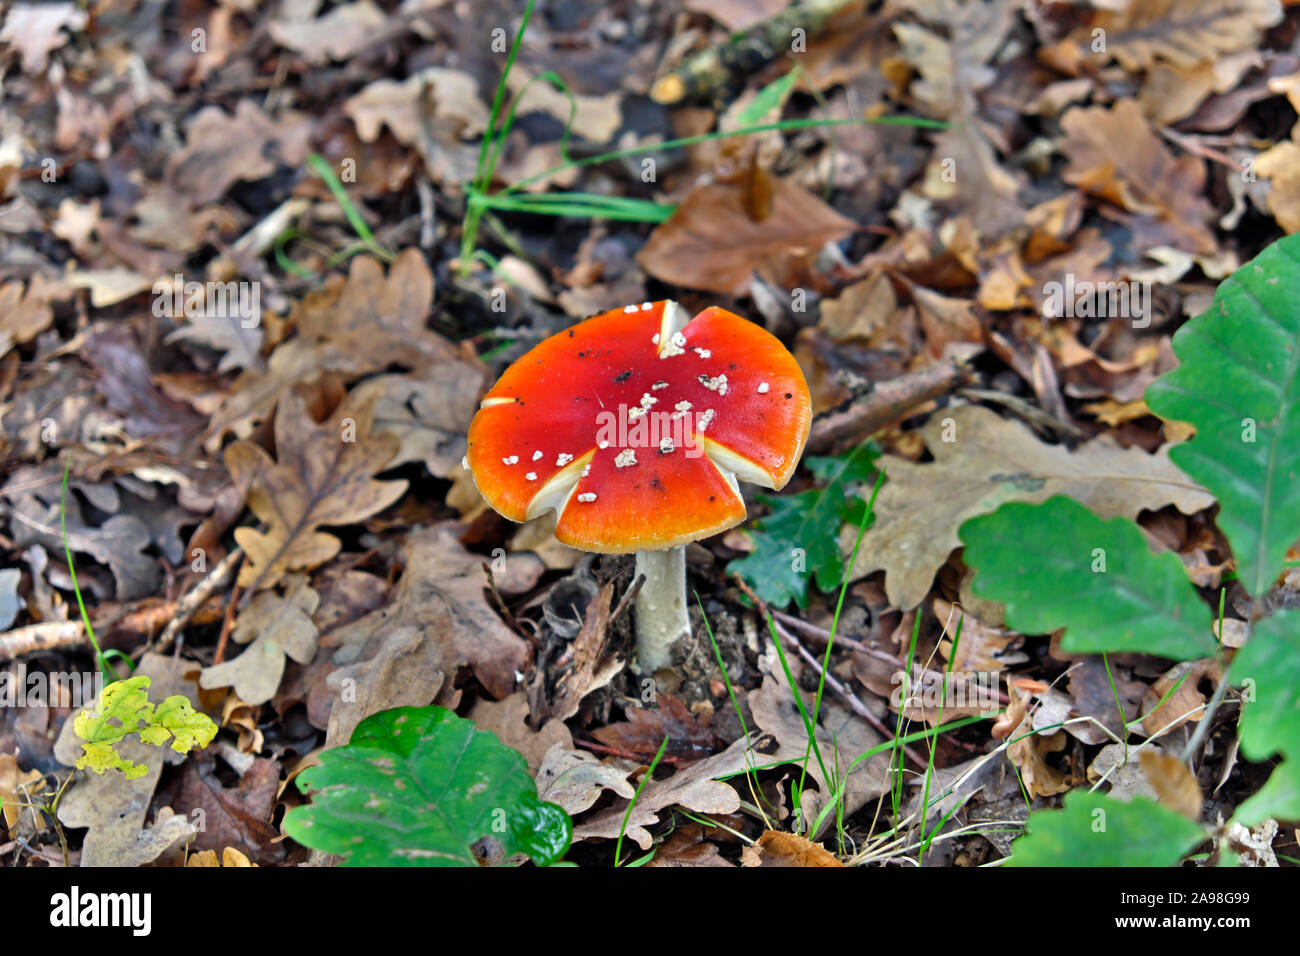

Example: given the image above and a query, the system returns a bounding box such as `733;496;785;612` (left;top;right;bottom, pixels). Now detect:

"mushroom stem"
633;547;690;673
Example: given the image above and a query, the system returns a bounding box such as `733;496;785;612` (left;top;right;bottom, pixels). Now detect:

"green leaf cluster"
74;675;218;779
730;442;879;608
961;233;1300;864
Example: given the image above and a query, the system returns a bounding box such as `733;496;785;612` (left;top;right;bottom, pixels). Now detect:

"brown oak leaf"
1060;99;1218;255
637;177;856;295
205;250;460;447
199;574;320;705
165;101;314;206
322;523;529;700
224;390;407;594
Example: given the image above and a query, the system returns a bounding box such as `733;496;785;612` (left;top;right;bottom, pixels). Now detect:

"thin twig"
152;547;243;655
574;737;689;766
210;582;242;666
732;576;928;768
772;609;1010;705
806;357;975;453
610;573;645;625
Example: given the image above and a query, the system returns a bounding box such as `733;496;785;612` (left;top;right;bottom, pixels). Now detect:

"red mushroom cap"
466;300;811;553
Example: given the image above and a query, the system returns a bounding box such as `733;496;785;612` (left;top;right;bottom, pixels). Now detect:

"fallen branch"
805;357;975;454
0;621;87;661
152;547;243;654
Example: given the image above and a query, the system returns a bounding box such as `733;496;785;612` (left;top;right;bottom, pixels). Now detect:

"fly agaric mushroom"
465;300;811;673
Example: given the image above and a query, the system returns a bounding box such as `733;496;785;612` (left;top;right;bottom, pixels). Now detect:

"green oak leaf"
960;496;1216;661
1008;791;1206;867
1146;232;1300;600
283;705;572;867
1231;757;1300;826
1229;610;1300;761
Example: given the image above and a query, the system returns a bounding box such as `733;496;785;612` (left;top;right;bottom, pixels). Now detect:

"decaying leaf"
535;745;636;816
572;734;752;850
224;390;407;593
0;275;61;357
206;251;457;446
0;2;87;73
321;625;447;747
200;575;320;705
165;101;314;206
740;829;843;867
53;654;210;867
637;177;856;295
1060;100;1218;255
467;693;573;776
323;523;529;701
351;366;489;479
1141;658;1221;737
1139;750;1203;820
1081;0;1283;71
844;405;1215;610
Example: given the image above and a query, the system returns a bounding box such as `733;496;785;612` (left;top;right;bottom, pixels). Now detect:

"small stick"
805;357;974;454
771;609;1010;705
732;575;928;768
0;621;86;661
610;573;645;625
152;548;243;654
574;737;688;766
210;582;242;666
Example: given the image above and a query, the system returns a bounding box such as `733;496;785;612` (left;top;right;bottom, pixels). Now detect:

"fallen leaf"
740;829;843;867
0;753;46;830
323;523;528;700
322;625;446;747
0;275;61;357
351;366;489;479
52;654;208;867
844;405;1215;610
186;847;256;867
344;68;488;183
535;745;636;816
1139;750;1203;820
572;734;751;850
166;101;314;206
645;823;734;867
9;487;161;601
269;0;390;63
200;575;320;704
1079;0;1283;71
1141;658;1221;737
468;693;572;776
549;582;624;721
65;268;153;307
164;755;284;863
206;251;456;447
0;2;87;74
224;390;407;593
1008;726;1071;799
637;177;856;295
593;694;724;761
1060;100;1218;255
166;311;266;374
506;64;622;143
